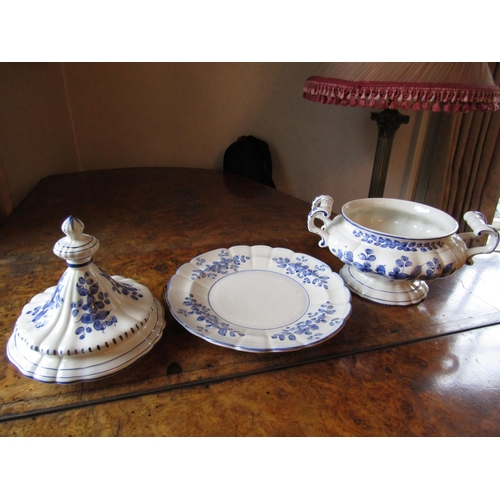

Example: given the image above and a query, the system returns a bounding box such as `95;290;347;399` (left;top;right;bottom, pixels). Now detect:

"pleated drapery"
417;63;500;232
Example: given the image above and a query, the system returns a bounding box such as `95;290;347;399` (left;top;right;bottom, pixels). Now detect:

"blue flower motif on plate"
272;256;330;289
177;251;337;342
178;294;245;338
272;301;342;342
191;250;250;280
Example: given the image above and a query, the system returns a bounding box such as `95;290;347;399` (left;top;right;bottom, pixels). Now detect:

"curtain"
0;157;13;225
416;62;500;233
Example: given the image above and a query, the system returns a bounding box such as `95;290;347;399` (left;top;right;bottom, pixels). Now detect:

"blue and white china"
166;245;351;352
308;195;499;306
6;216;165;383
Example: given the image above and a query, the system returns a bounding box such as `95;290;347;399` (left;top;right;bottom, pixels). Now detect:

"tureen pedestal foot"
339;265;429;306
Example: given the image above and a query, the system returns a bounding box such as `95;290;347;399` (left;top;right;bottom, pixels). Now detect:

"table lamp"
303;62;500;198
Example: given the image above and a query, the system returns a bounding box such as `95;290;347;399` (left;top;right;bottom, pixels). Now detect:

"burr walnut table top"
1;167;500;436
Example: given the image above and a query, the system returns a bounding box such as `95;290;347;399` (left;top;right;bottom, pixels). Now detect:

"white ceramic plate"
166;245;351;352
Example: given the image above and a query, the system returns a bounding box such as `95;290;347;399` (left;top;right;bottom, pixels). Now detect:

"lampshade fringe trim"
303;78;500;112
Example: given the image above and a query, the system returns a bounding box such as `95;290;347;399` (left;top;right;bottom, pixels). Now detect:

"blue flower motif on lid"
71;270;143;340
26;279;65;328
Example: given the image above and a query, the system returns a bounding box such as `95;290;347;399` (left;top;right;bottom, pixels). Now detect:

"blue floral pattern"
191;250;250;280
352;229;445;252
27;268;145;342
332;244;456;281
178;294;245;338
272;256;330;289
272;302;341;342
26;279;65;328
176;251;343;344
72;270;144;340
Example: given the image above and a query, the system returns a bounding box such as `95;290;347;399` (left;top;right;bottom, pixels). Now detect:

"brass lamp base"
369;109;410;198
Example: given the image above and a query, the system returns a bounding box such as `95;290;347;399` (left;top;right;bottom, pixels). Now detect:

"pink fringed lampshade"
303;62;500;113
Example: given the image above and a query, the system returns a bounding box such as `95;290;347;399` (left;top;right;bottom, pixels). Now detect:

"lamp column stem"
369;109;410;198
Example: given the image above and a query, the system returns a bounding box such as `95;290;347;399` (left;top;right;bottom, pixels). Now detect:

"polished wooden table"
1;167;500;436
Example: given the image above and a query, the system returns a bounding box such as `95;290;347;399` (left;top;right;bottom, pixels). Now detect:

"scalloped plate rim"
165;245;352;353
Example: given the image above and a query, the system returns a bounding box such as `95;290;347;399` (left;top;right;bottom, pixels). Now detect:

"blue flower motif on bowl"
332;246;457;281
352;229;444;252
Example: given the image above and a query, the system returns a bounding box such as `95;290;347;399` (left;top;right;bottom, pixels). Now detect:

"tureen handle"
308;195;334;248
459;211;499;263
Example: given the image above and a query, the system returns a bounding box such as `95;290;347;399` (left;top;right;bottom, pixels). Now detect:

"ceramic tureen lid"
6;216;165;383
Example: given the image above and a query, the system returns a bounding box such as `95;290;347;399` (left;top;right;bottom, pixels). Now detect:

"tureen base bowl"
308;195;499;306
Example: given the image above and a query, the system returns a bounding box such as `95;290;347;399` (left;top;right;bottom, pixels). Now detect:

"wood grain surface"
1;168;499;435
2;324;500;436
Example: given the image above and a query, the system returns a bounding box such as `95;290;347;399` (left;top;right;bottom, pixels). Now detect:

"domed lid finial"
62;216;84;238
53;216;100;266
